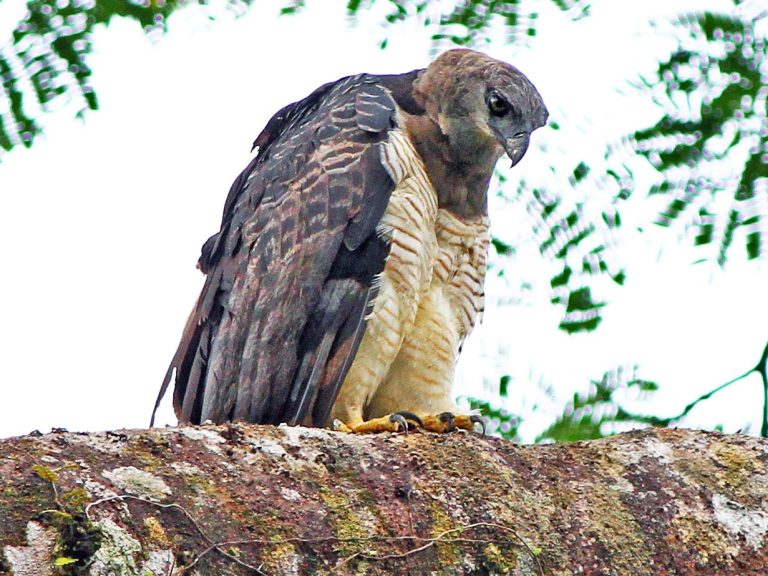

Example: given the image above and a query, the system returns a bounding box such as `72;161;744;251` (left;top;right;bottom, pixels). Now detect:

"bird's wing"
152;73;411;427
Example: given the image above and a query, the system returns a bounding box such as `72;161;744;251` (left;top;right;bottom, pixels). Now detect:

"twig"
164;552;175;576
186;521;545;575
333;551;362;571
354;521;545;575
756;340;768;437
86;495;267;575
668;339;768;436
86;496;210;541
673;368;755;421
86;496;544;575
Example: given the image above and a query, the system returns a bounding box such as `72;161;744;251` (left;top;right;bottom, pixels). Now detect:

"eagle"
152;49;547;434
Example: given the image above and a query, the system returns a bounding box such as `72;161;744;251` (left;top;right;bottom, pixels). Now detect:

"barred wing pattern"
153;74;404;427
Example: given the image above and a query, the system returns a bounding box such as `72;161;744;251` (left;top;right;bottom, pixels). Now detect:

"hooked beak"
505;132;530;167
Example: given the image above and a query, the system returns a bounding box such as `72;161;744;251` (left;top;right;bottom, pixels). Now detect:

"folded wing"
152;74;403;426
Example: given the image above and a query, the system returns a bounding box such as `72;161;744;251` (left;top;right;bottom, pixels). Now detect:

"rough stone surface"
0;425;767;575
2;523;56;576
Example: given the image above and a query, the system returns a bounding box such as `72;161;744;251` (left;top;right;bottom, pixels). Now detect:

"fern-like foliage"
508;129;630;333
341;0;589;46
632;6;767;264
538;339;768;442
0;0;589;156
0;0;254;156
536;366;668;443
524;181;626;333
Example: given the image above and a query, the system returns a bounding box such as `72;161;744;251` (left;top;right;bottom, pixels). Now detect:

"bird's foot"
420;412;486;434
333;411;423;434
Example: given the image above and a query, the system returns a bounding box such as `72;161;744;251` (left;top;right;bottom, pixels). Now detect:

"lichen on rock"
3;522;57;576
1;426;768;575
101;467;171;501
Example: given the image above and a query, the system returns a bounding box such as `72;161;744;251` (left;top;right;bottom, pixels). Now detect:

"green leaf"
1;0;261;157
746;231;760;260
570;161;590;184
499;375;510;398
38;509;72;522
345;0;590;48
33;464;58;484
550;266;572;289
559;313;601;334
537;367;664;442
346;0;363;14
629;7;767;263
491;237;514;255
565;286;600;312
718;209;739;266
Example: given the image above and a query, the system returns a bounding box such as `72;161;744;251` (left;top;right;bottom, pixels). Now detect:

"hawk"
153;49;547;434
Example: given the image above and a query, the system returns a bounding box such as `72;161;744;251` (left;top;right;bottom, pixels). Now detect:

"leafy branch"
536;366;666;443
296;0;592;47
630;5;768;263
24;453;102;573
536;341;768;443
0;0;595;157
0;0;255;156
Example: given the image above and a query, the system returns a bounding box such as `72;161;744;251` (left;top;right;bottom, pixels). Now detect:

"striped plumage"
153;49;548;433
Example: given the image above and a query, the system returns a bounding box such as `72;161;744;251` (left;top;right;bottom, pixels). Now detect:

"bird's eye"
487;92;511;117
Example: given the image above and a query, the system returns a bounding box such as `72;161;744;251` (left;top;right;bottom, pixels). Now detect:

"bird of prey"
152;49;547;434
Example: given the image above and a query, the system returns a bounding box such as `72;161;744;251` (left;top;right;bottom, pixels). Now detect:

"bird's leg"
419;412;486;434
333;411;423;434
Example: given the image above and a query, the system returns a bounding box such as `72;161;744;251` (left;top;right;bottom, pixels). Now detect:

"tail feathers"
150;299;206;427
150;363;177;428
285;279;360;425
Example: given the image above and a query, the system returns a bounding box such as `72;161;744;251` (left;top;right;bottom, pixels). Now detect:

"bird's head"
414;49;548;169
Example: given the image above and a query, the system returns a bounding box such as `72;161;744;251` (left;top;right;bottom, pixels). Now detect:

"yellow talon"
420;412;485;434
333;412;422;434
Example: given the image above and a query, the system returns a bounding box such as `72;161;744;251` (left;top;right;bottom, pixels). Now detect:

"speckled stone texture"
1;425;766;575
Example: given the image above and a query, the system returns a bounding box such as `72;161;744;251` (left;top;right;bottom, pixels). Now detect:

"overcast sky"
0;0;766;441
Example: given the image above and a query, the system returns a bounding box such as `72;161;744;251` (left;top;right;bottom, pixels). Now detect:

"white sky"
0;0;766;441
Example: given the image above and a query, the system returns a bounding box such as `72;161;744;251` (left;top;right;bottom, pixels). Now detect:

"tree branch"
666;339;768;436
2;425;768;575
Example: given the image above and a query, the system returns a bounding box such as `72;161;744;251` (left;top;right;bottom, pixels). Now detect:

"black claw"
388;413;409;433
470;415;487;435
392;411;423;429
438;411;456;432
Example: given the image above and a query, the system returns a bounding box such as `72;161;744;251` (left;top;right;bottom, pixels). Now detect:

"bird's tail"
150;298;204;427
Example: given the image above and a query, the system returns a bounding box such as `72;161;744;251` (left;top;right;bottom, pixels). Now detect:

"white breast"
433;209;489;338
330;128;489;423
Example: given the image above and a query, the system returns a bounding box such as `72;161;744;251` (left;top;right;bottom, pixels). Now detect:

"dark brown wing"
152;73;410;426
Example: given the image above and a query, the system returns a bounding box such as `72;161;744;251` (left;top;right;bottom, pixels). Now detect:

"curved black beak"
505;132;530;167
